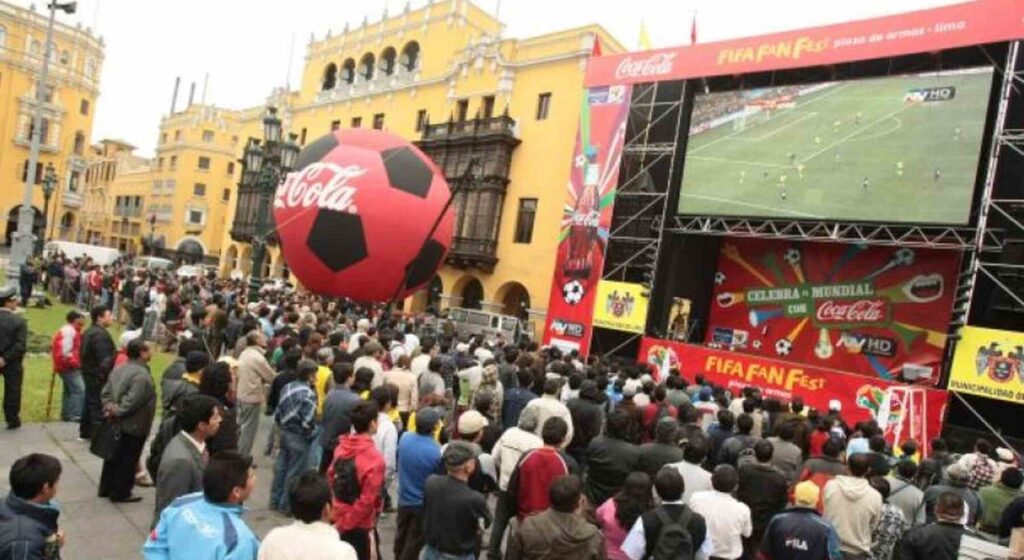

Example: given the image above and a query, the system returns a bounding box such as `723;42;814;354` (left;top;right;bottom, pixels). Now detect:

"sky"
19;0;964;156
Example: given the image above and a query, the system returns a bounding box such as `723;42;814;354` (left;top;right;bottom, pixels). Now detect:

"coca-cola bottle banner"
706;238;961;383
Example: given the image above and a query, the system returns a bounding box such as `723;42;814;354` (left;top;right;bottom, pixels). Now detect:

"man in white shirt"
353;341;386;388
259;472;357;560
667;433;714;505
411;338;436;378
403;324;420;357
689;465;752;560
521;378;574;450
347;318;370;351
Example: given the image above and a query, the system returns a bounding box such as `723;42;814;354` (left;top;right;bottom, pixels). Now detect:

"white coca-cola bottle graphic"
565;153;600;279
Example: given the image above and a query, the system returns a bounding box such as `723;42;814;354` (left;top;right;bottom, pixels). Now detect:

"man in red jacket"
507;416;578;520
51;310;85;422
329;400;385;560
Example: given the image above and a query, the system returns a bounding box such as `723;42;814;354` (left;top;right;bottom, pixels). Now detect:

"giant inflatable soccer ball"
273;129;454;302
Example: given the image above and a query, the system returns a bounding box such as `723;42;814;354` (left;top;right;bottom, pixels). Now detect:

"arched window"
321;62;338;91
400;41;420;72
358;53;375;81
380;47;397;77
341;58;356;84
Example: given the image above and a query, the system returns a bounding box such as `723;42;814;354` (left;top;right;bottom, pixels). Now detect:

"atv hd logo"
550;319;585;339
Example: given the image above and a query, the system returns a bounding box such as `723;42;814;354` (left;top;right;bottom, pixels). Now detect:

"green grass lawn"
10;297;173;423
679;68;994;224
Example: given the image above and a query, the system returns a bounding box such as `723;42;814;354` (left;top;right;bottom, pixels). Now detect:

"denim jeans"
269;429;312;512
59;370;85;421
420;546;476;560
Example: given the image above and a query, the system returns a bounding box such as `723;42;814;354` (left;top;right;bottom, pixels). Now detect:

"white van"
133;256;175;272
43;241;121;266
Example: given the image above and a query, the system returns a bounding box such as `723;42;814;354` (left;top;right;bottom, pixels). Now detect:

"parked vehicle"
43;241;121;266
132;256;174;272
445;307;531;344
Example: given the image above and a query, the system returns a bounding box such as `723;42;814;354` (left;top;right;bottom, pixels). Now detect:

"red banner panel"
586;0;1024;87
707;239;960;384
638;338;948;453
542;85;633;355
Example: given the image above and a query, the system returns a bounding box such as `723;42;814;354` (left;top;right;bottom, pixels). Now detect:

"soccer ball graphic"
783;248;802;266
775;338;793;356
715;272;726;285
563;280;585;305
273;129;454;302
752;340;763;350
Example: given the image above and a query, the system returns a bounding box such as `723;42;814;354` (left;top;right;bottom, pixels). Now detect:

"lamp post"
6;1;76;287
245;107;299;298
36;163;57;256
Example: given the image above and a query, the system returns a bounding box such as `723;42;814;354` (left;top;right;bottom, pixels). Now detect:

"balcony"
61;191;83;209
419;114;518;144
446;237;498;272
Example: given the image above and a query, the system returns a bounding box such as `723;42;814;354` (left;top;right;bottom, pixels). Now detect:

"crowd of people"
1;253;1024;560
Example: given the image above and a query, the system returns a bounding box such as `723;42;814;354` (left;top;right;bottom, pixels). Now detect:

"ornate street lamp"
36;162;57;255
246;107;300;298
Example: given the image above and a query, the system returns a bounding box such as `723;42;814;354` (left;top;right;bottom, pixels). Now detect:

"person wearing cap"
421;441;492;560
0;286;26;430
51;309;86;422
922;462;981;525
899;491;972;560
395;408;443;560
447;409;498;493
79;304;116;440
758;480;842;560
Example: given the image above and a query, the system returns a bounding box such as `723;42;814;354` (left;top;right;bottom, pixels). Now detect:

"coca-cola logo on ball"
615;53;677;80
815;299;889;326
275;163;364;214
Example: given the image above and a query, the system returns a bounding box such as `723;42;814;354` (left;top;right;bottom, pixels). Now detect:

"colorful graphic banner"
639;338;948;453
592;280;649;334
708;239;960;383
586;0;1024;87
949;326;1024;404
542;85;633;355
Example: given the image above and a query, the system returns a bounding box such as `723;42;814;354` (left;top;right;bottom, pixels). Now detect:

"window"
28;119;50;144
482;95;495;119
157;157;164;170
514;198;538;243
160;132;167;144
59;50;69;65
202;130;215;143
20;161;43;184
187;209;204;225
69;171;80;192
456;99;469;122
330;120;341;131
415;110;428;133
358;52;375;81
222;189;230;202
341;58;356;85
380;47;397;77
227;161;235;175
174;130;181;141
169;156;178;170
40;84;54;103
351;117;362;129
80;98;89;115
536;92;552;120
373;113;385;130
322;63;338;91
400;41;420;72
193;183;206;196
300;128;308;145
197;156;210;170
73;131;85;155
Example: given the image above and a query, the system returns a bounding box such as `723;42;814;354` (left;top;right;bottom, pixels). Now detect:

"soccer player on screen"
834;152;841;164
788;153;797;165
954;126;962;140
739;170;746;184
896;161;904;177
797;164;806;180
862;176;870;192
934;168;942;182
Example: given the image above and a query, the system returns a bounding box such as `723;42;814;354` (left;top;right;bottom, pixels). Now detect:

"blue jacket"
397;432;442;508
0;494;60;560
143;493;258;560
759;506;841;560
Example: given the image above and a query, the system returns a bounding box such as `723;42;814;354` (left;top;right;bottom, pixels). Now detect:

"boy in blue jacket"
144;452;259;560
0;453;64;560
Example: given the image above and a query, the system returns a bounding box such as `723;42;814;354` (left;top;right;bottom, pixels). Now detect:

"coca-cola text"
815;299;888;325
274;162;365;214
614;53;676;81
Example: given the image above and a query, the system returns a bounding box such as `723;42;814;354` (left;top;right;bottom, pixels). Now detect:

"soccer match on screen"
678;67;995;224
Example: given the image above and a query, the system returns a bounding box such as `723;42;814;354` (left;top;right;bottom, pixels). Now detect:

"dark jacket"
637;503;707;560
614;399;644;444
999;495;1024;538
207;402;238;455
100;359;157;437
706;423;733;466
566;398;604;456
0;494;60;560
922;483;981;525
899;521;967;560
159;358;187;411
153;432;204;525
717;433;756;467
80;324;115;382
737;462;789;533
0;310;27;374
759;506;841;560
320;387;362;450
503;387;537;429
584;435;640;507
506;509;605;560
637;442;685;479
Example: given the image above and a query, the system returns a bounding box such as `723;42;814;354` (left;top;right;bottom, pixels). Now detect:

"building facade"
0;1;103;247
223;0;622;334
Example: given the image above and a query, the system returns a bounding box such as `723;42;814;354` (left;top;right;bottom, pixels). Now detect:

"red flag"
690;12;698;45
591;34;603;57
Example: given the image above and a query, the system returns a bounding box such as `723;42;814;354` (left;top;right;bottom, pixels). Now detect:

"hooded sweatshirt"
506;508;605;560
328;433;385;532
823;475;881;555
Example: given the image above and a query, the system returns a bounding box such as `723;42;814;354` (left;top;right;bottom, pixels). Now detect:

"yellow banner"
949;326;1024;403
592;280;649;334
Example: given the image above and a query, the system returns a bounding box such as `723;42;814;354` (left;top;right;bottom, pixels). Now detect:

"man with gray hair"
236;331;276;456
488;407;544;559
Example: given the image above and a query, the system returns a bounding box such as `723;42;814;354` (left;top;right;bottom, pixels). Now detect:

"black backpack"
332;456;361;504
652;507;695;560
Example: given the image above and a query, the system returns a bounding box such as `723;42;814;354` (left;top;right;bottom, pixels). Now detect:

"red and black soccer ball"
273;129;454;302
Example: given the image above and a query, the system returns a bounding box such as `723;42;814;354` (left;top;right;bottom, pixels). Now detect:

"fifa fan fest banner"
638;337;949;453
707;239;960;383
543;85;633;355
592;280;649;335
949;326;1024;404
586;0;1024;87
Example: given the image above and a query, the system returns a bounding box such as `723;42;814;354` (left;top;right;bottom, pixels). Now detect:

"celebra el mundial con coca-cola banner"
273;129;455;302
707;238;961;383
542;85;633;355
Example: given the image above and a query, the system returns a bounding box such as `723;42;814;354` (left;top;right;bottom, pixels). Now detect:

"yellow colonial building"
221;0;622;332
0;0;103;247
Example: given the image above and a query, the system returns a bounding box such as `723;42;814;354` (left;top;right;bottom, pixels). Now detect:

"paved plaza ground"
0;416;400;560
